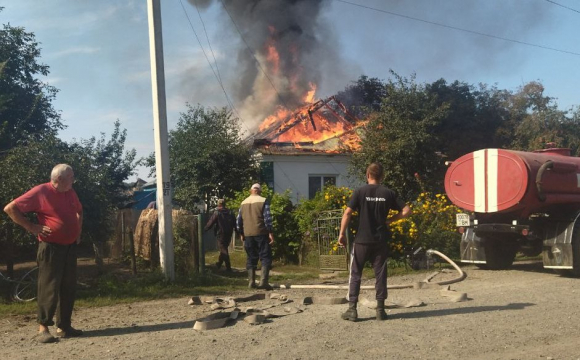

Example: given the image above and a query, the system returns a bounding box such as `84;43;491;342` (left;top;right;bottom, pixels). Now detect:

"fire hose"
273;249;466;290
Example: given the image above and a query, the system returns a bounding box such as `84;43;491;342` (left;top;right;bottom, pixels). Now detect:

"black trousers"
347;242;388;303
216;235;232;269
36;241;77;329
244;235;272;269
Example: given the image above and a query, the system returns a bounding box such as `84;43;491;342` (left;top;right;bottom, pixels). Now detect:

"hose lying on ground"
273;249;466;290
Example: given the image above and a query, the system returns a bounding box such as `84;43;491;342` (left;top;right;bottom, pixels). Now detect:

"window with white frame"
308;175;336;199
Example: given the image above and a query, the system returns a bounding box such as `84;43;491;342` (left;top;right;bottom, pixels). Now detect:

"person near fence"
338;163;411;321
3;164;84;343
204;199;235;272
236;183;274;290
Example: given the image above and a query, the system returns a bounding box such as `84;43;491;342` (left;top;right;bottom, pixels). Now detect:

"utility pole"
147;0;174;281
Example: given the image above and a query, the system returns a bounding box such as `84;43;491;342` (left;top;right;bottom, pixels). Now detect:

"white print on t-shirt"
365;197;386;202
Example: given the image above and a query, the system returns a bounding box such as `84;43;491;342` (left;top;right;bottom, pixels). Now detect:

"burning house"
191;0;366;202
251;96;364;203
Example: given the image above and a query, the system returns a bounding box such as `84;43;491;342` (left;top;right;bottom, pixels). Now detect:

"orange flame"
303;83;316;104
259;107;290;132
254;25;361;152
265;26;280;75
275;111;348;144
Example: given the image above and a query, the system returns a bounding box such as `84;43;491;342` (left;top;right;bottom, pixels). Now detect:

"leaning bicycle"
0;266;38;302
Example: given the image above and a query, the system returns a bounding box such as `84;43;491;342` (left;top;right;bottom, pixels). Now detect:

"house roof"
251;96;363;155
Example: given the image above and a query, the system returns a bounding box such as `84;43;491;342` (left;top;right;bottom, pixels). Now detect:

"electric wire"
193;0;223;85
333;0;580;57
178;0;250;133
545;0;580;14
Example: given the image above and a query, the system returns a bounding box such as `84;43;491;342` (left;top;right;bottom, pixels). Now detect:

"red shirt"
14;183;82;245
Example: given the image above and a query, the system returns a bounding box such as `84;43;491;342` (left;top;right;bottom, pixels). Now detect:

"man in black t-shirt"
338;163;411;321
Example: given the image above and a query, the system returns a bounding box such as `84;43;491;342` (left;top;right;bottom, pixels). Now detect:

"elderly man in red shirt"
4;164;83;343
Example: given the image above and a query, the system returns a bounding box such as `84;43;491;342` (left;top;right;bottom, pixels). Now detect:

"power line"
546;0;580;14
178;0;250;133
192;0;224;84
333;0;580;57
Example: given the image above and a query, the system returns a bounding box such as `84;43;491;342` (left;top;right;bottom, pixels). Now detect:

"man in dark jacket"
204;199;235;272
338;163;411;321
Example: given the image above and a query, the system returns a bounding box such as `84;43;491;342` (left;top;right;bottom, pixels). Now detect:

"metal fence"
317;209;349;271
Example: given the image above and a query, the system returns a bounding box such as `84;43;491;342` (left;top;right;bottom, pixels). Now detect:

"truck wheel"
557;222;580;277
479;237;518;270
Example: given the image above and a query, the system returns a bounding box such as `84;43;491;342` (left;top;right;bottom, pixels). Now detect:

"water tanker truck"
444;147;580;275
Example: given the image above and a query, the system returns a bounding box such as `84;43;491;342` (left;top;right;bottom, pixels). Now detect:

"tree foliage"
351;72;449;200
1;121;137;247
348;72;580;201
0;22;62;152
66;120;137;243
335;75;388;118
507;82;580;153
0;13;138;269
425;79;511;160
151;104;257;212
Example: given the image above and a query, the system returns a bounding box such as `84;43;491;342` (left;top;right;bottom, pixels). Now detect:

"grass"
0;249;443;317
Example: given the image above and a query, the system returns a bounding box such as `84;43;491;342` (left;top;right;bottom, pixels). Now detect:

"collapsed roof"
250;96;363;155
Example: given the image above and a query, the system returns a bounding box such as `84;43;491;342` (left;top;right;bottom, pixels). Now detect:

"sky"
2;0;579;182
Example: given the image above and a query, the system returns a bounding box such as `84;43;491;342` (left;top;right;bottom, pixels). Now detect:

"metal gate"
317;209;349;271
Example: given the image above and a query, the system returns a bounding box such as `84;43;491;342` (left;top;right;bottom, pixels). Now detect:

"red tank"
444;148;580;218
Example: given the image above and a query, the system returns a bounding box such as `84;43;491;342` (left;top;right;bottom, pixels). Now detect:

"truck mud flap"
542;220;576;270
460;228;486;264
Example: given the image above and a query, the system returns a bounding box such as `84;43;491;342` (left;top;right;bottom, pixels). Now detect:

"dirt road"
2;261;580;360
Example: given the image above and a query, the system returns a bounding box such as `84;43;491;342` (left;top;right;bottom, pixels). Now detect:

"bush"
293;186;357;265
389;192;461;259
172;211;197;275
295;186;461;263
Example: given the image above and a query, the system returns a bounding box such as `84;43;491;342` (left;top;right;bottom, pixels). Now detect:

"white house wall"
261;154;363;203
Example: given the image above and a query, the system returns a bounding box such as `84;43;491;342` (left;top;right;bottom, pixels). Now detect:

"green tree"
335;75;388;118
0;21;63;152
351;72;449;199
426;79;511;160
150;105;257;212
0;17;64;275
0;125;137;273
506;82;580;153
0;15;138;275
66;120;137;244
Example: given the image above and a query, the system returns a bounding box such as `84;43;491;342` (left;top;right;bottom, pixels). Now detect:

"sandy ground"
2;261;580;360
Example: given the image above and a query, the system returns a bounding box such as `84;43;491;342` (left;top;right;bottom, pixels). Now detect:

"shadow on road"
509;261;551;274
82;320;195;338
388;302;536;320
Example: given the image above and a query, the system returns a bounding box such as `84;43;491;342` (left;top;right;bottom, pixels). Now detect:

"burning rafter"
252;96;364;153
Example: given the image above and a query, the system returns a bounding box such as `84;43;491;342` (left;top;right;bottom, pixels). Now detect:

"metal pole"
198;214;205;273
147;0;174;281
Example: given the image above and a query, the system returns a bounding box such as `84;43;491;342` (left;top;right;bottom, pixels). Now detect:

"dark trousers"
347;242;388;303
36;241;77;329
216;235;232;269
244;235;272;269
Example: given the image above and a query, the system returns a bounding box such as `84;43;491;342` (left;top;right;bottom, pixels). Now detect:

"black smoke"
187;0;335;125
